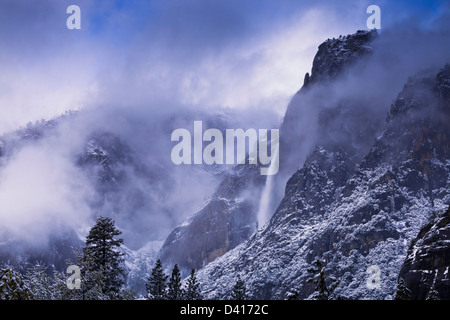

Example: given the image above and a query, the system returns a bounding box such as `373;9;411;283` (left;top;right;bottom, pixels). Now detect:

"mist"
0;0;448;255
272;9;450;218
0;134;94;248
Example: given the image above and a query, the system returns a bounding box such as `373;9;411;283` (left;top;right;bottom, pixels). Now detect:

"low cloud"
0;0;448;251
0;138;94;246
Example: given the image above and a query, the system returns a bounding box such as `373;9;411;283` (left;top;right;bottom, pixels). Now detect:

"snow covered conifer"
51;268;79;300
0;267;33;300
307;257;339;300
167;264;183;300
146;259;168;300
184;269;202;300
394;278;411;300
426;287;440;300
231;275;248;300
24;264;53;300
81;216;126;299
285;289;300;300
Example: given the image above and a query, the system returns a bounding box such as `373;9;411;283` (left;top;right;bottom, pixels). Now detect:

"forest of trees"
0;216;422;300
0;216;247;300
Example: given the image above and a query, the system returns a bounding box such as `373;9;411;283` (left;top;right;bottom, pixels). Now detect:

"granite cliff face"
279;30;381;181
399;206;450;300
159;164;265;275
194;32;449;300
158;30;384;278
308;30;377;85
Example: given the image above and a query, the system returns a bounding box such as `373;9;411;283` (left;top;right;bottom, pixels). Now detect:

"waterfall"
256;143;279;229
257;172;274;228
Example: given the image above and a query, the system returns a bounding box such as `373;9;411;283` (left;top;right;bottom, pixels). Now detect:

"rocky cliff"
398;206;450;300
194;33;449;299
159;30;383;278
159;164;265;275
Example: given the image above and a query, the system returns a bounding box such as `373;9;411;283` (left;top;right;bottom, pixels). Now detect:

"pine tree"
0;267;33;300
51;268;78;300
307;257;339;300
231;275;248;300
81;216;127;299
24;264;53;300
146;259;168;300
184;269;202;300
285;289;300;300
394;278;411;300
78;255;110;300
426;287;440;300
167;264;183;300
49;255;109;300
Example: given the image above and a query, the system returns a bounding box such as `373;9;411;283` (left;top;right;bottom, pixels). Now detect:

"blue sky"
0;0;448;133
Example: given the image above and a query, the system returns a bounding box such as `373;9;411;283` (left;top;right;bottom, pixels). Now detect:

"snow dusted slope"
124;240;164;297
159;30;382;279
309;30;377;84
195;60;449;299
159;164;265;276
278;30;382;198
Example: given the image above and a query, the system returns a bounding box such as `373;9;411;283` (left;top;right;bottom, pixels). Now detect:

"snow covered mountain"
193;31;450;300
0;27;448;301
159;163;265;276
158;30;382;277
0;104;264;288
